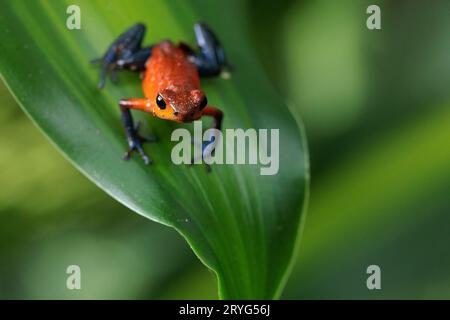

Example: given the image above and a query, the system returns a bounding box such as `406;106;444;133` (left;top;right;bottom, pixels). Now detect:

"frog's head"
152;88;208;122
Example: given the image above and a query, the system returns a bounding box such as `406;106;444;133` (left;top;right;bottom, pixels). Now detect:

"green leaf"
0;0;308;299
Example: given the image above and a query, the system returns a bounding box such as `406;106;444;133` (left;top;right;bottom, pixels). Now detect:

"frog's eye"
156;94;166;109
199;96;208;110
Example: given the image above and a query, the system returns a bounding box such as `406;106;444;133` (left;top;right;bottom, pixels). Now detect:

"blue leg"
189;22;232;77
119;99;158;165
91;23;152;88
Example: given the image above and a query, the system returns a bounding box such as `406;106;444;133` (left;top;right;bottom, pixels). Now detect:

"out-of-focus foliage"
246;0;450;298
1;0;450;299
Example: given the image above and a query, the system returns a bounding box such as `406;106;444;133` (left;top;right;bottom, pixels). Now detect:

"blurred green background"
1;0;449;299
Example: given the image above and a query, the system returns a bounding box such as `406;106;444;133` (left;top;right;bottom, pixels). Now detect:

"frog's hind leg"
91;23;152;88
187;22;232;78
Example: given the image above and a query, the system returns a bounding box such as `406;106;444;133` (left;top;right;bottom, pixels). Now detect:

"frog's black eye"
199;96;208;110
156;94;166;109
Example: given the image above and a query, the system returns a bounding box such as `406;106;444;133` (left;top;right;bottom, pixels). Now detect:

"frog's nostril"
170;103;179;116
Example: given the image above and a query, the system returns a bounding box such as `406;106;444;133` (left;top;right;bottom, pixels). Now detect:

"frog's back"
143;41;201;98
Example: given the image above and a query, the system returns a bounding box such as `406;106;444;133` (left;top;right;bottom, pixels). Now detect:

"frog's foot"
123;137;151;165
91;23;152;89
123;123;158;165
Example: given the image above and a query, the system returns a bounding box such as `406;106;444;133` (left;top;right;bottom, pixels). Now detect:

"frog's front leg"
119;98;157;165
91;23;152;88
